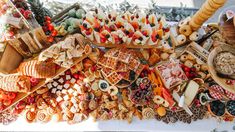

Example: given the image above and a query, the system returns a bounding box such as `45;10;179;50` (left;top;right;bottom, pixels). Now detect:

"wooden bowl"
207;44;235;93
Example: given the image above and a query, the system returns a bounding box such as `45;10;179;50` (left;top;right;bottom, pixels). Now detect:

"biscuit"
189;20;201;31
179;24;193;36
208;0;224;9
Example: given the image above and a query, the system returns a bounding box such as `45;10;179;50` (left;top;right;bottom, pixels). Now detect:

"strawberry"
30;77;39;86
23;10;32;19
48;24;54;31
190;67;196;72
185;71;190;78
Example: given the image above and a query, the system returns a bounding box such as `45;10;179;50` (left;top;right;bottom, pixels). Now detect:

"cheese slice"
184;80;199;106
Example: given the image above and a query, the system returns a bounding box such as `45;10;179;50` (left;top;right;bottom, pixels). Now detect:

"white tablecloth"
1;115;234;131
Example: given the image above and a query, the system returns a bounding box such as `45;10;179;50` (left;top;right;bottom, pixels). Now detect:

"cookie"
179;24;192;36
189;20;201;31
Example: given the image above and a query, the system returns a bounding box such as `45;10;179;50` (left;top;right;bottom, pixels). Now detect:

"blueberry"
100;83;107;89
150;23;155;27
139;37;143;41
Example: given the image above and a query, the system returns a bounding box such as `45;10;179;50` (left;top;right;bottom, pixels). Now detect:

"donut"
162;100;169;107
178;17;191;27
189;32;199;41
186;54;195;61
107;86;118;96
153;95;164;104
194;64;201;72
180;54;187;62
179;24;192;36
176;34;186;45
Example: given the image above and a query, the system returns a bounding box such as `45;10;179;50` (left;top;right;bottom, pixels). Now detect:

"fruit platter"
0;0;235;131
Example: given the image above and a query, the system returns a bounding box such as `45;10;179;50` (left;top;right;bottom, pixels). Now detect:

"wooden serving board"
207;44;235;93
1;55;88;112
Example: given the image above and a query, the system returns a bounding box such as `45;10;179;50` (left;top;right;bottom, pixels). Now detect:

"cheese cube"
73;103;78;108
73;91;78;96
47;83;53;89
73;84;81;94
63;95;69;101
56;91;61;96
70;106;77;113
56;96;63;102
70;78;76;84
64;84;70;89
58;78;64;84
68;88;74;94
52;82;59;87
57;85;63;90
61;89;67;94
51;88;57;94
66;75;71;80
71;97;77;104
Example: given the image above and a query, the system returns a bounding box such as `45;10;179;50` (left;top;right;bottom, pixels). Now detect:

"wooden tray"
207;44;235;93
1;55;87;112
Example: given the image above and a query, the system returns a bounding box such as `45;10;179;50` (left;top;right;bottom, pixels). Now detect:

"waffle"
115;62;128;72
106;72;123;85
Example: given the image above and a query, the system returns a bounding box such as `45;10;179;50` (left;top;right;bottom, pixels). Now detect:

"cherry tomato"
7;92;16;100
51;30;58;37
3;99;12;106
45;16;51;21
47;36;54;43
48;24;54;31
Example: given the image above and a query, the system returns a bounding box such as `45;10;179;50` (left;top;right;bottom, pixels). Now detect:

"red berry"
73;74;80;79
18;8;25;14
8;31;15;37
23;10;32;19
183;67;190;72
13;11;20;18
185;72;190;78
91;66;97;72
85;30;91;35
7;92;16;100
190;67;196;72
65;70;71;75
16;101;26;109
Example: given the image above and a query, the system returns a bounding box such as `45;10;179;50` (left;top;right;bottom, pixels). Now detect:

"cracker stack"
189;0;227;31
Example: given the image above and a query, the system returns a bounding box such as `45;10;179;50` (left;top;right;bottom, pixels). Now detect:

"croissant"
18;60;56;78
0;75;31;93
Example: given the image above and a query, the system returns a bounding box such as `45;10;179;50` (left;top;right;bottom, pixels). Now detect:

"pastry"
36;110;51;122
25;111;37;123
176;34;186;45
0;75;31;93
36;87;49;95
179;25;192;36
142;108;155;119
189;32;199;41
18;60;56;78
156;107;166;117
